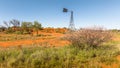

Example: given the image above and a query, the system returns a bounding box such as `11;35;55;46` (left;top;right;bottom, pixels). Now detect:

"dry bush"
65;27;112;49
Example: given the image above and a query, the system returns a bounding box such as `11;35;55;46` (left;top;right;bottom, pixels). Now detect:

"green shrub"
5;29;14;34
14;31;23;34
23;31;31;34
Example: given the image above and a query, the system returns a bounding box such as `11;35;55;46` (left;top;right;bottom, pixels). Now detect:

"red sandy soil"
0;32;69;47
0;39;69;47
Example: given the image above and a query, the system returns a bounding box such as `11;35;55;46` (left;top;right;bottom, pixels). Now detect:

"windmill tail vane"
63;8;68;12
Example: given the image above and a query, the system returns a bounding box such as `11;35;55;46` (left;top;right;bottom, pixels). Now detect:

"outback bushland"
1;0;120;68
0;25;120;68
0;19;67;35
0;19;42;35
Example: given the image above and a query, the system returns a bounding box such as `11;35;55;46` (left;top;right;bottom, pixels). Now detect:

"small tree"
3;21;13;33
21;22;33;34
3;21;11;28
21;22;33;29
10;19;20;27
33;21;42;35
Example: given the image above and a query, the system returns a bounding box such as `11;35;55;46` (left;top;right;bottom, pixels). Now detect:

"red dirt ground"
0;32;69;47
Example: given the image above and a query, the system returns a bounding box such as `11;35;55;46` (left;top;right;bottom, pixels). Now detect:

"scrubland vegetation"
0;19;67;35
0;20;120;68
0;45;119;68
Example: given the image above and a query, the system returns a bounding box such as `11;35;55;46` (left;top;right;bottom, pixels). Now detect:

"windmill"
63;8;75;31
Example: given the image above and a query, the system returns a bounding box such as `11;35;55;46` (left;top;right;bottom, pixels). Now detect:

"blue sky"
0;0;120;29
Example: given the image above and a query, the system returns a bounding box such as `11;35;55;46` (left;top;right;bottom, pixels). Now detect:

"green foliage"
0;45;119;68
2;19;42;35
21;22;33;34
5;28;14;34
14;31;23;34
21;22;33;29
33;21;42;30
33;21;42;35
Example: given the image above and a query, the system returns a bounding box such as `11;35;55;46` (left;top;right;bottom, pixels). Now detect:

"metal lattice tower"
69;11;75;30
63;8;75;31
